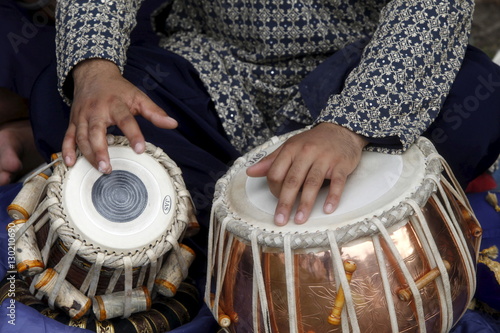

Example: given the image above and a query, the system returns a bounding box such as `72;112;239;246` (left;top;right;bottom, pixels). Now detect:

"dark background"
471;0;500;58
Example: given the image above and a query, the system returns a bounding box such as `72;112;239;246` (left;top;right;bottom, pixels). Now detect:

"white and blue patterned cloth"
56;0;473;154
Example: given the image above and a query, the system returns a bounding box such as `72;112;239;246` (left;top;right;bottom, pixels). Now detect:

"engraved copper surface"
216;194;479;333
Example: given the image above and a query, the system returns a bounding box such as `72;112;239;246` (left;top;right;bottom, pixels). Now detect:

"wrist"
72;59;121;87
317;122;369;149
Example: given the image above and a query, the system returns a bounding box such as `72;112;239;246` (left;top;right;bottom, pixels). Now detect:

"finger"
0;172;12;185
0;145;22;174
62;123;78;167
323;168;349;214
246;147;281;178
294;164;329;224
265;146;294;198
273;160;310;226
87;116;112;173
114;107;145;155
74;121;95;168
139;98;178;129
0;148;21;184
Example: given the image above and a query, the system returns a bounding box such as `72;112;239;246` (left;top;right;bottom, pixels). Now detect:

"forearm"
315;0;474;152
56;0;144;103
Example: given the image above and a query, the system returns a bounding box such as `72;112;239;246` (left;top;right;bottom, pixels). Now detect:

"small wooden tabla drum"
9;135;198;321
206;130;481;333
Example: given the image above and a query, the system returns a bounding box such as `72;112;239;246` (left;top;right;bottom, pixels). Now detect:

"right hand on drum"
62;59;178;173
246;123;368;226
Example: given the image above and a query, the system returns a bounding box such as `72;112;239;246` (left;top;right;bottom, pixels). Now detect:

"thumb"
246;147;281;177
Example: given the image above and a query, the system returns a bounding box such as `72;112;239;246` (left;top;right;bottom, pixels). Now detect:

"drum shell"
214;189;479;333
34;222;163;296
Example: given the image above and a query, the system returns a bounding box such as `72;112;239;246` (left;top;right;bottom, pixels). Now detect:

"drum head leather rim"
218;130;442;248
229;144;423;233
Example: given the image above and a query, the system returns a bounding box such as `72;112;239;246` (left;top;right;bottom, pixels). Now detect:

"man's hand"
63;59;178;173
0;120;44;185
246;123;368;226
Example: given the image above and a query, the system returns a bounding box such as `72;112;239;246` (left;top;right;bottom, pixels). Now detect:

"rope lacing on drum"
14;197;57;243
122;256;134;318
372;217;427;332
406;199;453;333
426;163;477;301
49;239;83;309
251;229;272;333
283;234;298;333
206;208;233;327
79;252;105;297
145;249;158;293
372;234;399;332
327;230;360;333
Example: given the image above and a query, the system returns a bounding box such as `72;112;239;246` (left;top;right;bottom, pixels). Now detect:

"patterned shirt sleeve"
314;0;474;152
56;0;143;103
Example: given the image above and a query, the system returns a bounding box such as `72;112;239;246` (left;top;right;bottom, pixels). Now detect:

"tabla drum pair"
206;130;481;333
7;135;199;323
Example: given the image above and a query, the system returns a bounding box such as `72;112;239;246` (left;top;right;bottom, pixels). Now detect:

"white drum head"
62;146;176;253
228;141;426;234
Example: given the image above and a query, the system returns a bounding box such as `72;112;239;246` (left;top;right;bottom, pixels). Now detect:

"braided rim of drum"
45;135;193;269
212;130;443;249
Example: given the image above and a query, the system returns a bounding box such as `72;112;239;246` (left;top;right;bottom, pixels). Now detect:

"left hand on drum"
246;123;368;225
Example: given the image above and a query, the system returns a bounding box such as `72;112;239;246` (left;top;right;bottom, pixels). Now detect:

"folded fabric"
468;191;500;311
450;309;500;333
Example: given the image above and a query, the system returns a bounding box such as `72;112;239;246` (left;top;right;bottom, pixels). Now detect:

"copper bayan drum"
8;135;198;321
206;130;482;333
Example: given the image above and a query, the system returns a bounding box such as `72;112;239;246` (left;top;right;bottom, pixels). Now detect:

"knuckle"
116;112;137;130
266;166;284;184
75;133;87;145
330;176;346;187
304;176;322;188
277;201;293;210
300;142;317;154
280;141;298;155
116;116;131;128
88;121;103;133
284;175;301;188
327;193;341;204
298;198;314;210
304;169;323;188
267;173;282;185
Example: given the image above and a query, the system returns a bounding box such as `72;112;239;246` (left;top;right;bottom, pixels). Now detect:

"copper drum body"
207;132;481;333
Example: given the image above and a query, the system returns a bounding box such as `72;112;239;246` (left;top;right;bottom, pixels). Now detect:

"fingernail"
325;203;335;214
295;211;305;223
64;156;72;166
275;213;285;226
134;142;145;154
167;117;178;126
98;161;108;173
